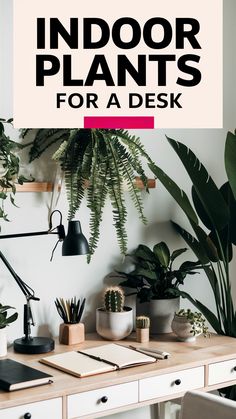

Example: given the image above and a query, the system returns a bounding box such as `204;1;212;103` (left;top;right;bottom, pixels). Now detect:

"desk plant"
149;131;236;398
55;297;86;345
136;315;150;343
118;241;203;333
0;303;18;356
171;309;209;342
96;286;133;340
21;129;152;261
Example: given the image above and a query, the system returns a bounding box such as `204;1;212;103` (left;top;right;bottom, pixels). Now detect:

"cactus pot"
96;307;133;340
149;297;180;334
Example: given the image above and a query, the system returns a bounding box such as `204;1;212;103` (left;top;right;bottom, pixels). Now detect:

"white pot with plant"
96;287;133;341
171;309;210;342
0;303;18;357
118;242;204;334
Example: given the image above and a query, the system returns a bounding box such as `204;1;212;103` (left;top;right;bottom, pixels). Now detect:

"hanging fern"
22;128;153;260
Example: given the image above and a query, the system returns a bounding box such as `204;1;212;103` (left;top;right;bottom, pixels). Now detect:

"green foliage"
22;129;152;261
176;309;209;337
0;303;18;329
0;118;30;226
149;130;236;338
104;286;125;312
118;242;203;302
136;315;150;329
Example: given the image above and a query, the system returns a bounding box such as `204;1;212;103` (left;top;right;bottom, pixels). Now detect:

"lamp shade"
62;220;89;256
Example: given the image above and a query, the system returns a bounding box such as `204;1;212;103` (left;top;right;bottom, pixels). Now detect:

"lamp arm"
0;250;39;300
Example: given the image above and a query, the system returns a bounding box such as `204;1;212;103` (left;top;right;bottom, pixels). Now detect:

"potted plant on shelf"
96;286;133;340
21;128;153;261
117;242;204;334
0;303;18;357
171;309;210;342
0;118;29;226
55;297;86;345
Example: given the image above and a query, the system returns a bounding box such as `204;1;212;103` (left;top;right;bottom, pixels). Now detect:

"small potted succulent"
136;316;150;343
96;286;133;340
0;303;18;357
55;297;86;345
171;309;210;342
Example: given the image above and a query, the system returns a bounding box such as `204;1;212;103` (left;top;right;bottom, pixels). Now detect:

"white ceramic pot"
0;328;7;357
96;307;133;340
149;297;180;334
171;314;202;342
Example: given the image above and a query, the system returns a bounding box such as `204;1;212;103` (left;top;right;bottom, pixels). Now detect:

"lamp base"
14;337;55;354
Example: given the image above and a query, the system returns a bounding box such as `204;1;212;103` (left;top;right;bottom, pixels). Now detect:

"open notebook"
40;343;156;378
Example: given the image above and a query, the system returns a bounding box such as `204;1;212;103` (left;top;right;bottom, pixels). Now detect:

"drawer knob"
175;379;181;386
24;414;32;419
101;396;108;404
233;367;236;372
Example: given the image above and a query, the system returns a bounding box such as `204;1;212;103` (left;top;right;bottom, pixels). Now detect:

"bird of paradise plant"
149;130;236;339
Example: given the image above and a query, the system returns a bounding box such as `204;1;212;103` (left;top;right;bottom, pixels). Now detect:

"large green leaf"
153;242;170;267
192;186;213;230
170;248;187;262
167;136;230;231
172;221;210;264
149;163;198;224
189;221;219;262
132;244;157;263
131;268;157;281
225;130;236;200
220;182;236;245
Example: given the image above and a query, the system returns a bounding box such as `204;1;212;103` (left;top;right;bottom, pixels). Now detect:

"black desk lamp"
0;210;89;354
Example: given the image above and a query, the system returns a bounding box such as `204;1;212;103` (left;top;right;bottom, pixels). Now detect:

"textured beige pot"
136;328;149;343
149;297;180;334
59;323;85;345
171;314;201;342
96;307;133;340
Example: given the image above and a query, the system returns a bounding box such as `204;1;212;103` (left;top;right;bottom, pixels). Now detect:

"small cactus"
104;287;125;312
136;316;150;329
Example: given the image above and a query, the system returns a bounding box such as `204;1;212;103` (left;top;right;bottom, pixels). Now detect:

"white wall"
0;1;236;418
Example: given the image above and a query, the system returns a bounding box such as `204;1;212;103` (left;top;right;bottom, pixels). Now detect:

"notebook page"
83;344;156;368
41;351;116;377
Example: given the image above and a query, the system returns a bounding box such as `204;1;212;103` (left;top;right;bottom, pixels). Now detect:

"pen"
137;347;171;357
129;345;170;359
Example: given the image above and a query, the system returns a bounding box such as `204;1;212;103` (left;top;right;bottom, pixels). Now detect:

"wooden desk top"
0;333;236;409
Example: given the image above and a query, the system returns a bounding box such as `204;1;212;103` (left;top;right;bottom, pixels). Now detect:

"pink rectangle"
84;116;154;129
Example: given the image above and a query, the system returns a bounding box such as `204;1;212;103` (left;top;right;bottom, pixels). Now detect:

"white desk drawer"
208;359;236;386
139;367;204;401
68;381;138;418
0;397;62;419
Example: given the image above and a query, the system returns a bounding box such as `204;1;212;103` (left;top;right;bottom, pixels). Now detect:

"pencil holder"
59;323;85;345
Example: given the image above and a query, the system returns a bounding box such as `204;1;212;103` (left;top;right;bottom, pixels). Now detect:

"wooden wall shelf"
14;178;156;192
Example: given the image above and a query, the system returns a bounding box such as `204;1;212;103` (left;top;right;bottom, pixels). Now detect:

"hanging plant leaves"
23;128;152;260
